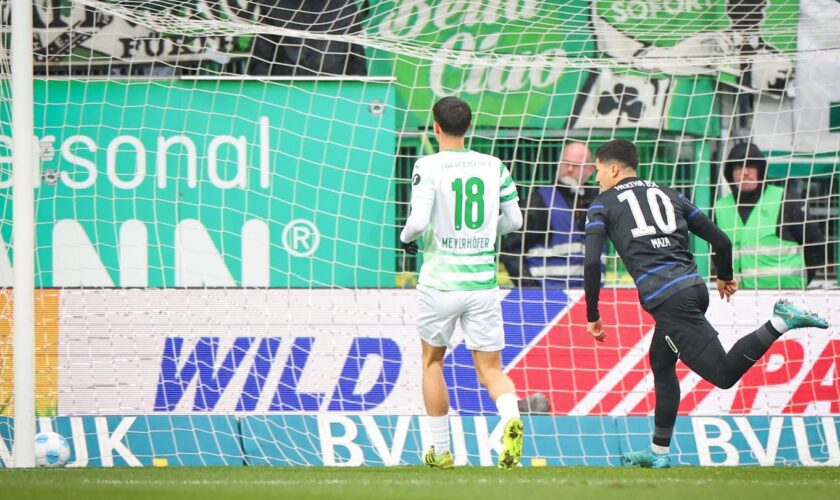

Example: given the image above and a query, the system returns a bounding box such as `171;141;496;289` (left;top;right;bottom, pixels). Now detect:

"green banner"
366;0;595;129
596;0;798;53
0;80;397;287
596;0;728;47
595;0;797;96
366;0;800;134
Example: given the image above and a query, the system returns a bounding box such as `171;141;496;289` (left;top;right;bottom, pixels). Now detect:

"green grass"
2;466;840;500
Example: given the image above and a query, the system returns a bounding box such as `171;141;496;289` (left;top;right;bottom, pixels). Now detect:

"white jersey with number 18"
410;149;519;291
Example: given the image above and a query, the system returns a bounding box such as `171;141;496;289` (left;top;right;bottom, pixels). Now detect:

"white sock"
428;415;450;454
771;316;790;334
650;443;670;455
495;393;520;423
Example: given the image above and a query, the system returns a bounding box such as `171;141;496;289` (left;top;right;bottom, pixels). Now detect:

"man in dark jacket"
715;142;826;288
501;141;599;288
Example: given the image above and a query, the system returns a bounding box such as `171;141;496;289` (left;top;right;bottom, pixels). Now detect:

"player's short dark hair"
433;96;472;136
595;139;638;170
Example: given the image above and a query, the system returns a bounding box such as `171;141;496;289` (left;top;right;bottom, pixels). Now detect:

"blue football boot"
774;300;829;330
621;447;671;469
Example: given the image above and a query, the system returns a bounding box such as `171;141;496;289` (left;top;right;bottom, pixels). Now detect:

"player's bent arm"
687;211;734;281
583;231;606;322
400;198;433;243
497;202;523;236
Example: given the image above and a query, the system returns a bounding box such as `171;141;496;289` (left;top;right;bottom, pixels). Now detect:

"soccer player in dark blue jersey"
583;139;828;468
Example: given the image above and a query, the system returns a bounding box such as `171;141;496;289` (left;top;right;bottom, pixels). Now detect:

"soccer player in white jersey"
400;96;525;470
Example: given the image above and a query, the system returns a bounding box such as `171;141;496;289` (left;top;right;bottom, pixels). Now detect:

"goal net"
0;0;838;467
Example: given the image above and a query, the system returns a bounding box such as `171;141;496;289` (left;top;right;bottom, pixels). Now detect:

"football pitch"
3;466;839;500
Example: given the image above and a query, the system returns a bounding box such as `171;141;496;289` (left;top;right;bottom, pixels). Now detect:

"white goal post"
10;0;35;469
0;0;838;468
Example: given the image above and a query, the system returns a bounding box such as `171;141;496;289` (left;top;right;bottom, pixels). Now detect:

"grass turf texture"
2;466;839;499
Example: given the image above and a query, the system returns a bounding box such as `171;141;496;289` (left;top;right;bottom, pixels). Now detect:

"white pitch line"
77;476;840;488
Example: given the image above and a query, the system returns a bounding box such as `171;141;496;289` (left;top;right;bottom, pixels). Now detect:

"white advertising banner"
56;288;839;416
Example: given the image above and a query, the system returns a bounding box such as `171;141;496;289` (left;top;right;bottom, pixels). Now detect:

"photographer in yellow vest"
715;142;826;289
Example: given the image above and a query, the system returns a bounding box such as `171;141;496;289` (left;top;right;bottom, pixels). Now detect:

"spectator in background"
715;142;826;288
501;141;599;288
250;0;368;76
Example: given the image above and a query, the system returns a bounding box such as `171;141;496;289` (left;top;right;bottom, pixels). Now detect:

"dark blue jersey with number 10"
585;178;708;312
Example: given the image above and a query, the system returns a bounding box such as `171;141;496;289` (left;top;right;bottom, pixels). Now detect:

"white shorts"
416;284;504;352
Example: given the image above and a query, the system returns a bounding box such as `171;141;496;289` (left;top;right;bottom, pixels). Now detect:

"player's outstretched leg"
686;298;829;391
498;416;524;470
773;299;829;330
423;446;454;470
621;447;671;469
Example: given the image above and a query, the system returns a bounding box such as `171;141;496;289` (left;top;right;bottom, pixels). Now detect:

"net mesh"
0;0;837;467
